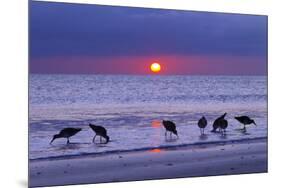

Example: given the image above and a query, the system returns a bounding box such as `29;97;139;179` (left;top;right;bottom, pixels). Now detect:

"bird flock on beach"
49;114;257;145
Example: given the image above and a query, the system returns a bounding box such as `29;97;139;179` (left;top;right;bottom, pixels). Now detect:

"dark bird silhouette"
50;128;82;144
198;116;207;135
162;120;178;139
211;113;227;132
235;116;256;132
89;123;110;144
218;119;228;136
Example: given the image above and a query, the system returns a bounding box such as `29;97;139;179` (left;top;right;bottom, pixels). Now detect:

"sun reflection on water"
149;148;162;153
151;120;161;128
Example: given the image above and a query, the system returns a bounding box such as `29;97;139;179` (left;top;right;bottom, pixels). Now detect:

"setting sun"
150;63;161;73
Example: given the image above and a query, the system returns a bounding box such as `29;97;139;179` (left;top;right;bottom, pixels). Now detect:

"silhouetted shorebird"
198;116;207;135
50;128;82;144
218;119;228;136
235;116;256;132
162;120;178;139
89;123;110;144
211;113;227;132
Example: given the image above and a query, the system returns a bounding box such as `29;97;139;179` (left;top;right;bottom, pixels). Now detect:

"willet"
211;113;227;133
218;119;228;136
50;128;82;144
235;116;256;132
162;120;178;139
89;123;110;144
198;116;207;135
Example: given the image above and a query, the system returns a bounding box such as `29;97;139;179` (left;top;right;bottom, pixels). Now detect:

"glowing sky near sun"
30;1;267;75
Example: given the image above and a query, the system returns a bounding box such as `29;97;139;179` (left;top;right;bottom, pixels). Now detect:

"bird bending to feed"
50;128;82;144
211;113;227;132
218;119;228;136
89;123;110;144
198;116;207;135
235;116;256;132
162;120;178;139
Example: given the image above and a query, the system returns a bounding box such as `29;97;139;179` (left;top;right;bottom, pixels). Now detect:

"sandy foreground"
29;139;267;187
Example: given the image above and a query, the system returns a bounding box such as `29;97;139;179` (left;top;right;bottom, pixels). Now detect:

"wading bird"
50;128;82;144
211;113;227;133
235;116;256;132
162;120;178;139
218;119;228;136
89;123;110;144
198;116;207;135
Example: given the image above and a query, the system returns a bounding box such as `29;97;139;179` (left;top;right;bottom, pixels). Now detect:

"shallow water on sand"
29;75;267;160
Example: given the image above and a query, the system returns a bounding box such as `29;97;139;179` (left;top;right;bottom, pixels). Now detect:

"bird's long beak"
50;138;55;144
253;122;257;126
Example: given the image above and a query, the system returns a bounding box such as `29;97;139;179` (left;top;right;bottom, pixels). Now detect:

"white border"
1;0;281;188
34;0;270;15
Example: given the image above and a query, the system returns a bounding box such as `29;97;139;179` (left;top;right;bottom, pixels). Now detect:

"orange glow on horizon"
150;63;161;73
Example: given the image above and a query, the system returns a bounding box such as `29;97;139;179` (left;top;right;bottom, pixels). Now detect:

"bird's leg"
170;132;172;139
100;136;102;143
93;135;97;143
243;124;247;133
202;128;205;135
67;138;70;144
165;131;167;137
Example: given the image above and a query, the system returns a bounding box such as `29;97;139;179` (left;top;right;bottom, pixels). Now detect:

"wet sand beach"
29;138;267;187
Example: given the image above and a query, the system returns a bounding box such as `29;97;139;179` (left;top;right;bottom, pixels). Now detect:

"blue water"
29;74;267;160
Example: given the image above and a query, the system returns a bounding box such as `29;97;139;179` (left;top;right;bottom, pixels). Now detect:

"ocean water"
29;74;267;160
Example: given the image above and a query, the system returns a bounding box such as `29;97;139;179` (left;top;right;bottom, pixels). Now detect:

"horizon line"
29;73;267;76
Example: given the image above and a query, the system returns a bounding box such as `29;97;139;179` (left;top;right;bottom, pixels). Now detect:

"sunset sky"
30;1;267;75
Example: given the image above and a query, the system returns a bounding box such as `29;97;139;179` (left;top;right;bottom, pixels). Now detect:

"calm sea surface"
29;74;267;160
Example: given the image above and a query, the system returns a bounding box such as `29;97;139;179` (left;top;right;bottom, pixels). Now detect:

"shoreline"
29;138;267;187
29;137;267;161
